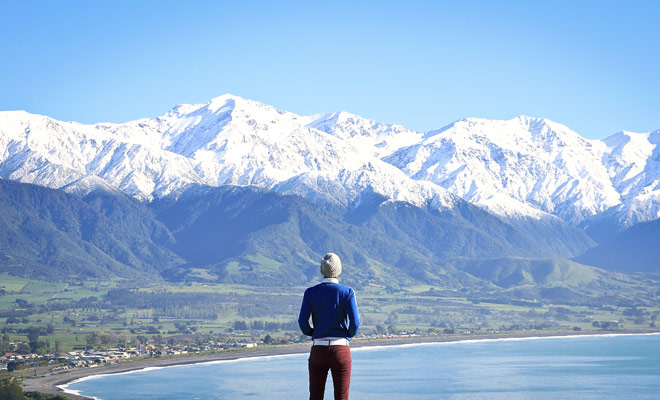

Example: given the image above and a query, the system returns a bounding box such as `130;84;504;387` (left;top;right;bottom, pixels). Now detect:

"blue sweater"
298;281;360;340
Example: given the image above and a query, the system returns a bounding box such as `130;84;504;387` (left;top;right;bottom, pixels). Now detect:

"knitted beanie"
320;253;342;278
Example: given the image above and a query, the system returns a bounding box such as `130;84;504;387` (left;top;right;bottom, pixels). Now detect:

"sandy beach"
21;330;659;400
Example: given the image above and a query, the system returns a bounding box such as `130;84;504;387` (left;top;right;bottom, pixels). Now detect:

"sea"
63;333;660;399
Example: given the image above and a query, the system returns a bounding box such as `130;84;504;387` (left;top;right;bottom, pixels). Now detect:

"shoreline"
22;329;660;400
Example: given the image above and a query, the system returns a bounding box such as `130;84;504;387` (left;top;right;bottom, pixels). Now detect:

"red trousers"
308;345;352;400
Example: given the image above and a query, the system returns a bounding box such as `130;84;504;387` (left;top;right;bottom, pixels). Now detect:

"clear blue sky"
1;0;659;139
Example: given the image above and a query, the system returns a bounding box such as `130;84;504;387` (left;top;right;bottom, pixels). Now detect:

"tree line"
232;320;299;332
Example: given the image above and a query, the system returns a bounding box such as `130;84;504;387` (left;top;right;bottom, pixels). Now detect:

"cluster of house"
1;340;259;372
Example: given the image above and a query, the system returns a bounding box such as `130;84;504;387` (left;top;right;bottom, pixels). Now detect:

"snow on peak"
385;115;621;224
598;129;660;226
304;110;416;137
0;96;458;212
302;111;423;158
207;93;242;107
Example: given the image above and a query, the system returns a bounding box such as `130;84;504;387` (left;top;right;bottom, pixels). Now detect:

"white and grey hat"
320;253;342;278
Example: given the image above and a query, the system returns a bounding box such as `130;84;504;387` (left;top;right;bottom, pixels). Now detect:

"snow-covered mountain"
305;111;660;230
302;111;422;158
0;94;658;234
0;95;456;212
383;117;621;224
598;130;660;226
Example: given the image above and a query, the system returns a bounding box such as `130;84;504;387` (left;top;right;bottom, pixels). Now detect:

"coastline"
22;329;660;400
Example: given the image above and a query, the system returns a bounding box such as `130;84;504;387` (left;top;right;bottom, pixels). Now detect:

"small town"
2;338;261;375
2;330;444;376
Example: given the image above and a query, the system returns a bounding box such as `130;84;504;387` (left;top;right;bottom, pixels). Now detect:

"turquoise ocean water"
64;334;660;399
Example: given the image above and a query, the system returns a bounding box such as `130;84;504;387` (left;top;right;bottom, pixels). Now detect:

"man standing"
298;253;360;400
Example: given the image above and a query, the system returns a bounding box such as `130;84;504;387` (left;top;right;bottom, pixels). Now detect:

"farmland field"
2;272;659;355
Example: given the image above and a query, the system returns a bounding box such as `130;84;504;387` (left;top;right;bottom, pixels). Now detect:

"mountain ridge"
0;179;620;297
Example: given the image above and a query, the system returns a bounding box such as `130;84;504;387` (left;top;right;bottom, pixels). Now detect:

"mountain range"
0;94;658;291
2;95;659;231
